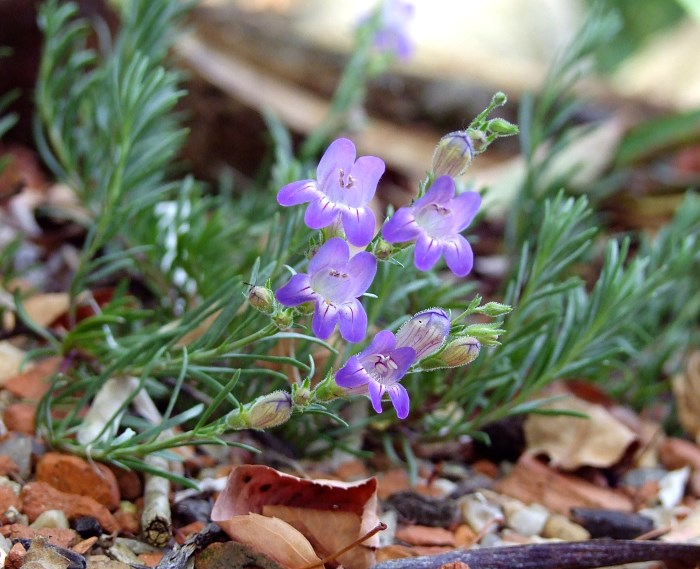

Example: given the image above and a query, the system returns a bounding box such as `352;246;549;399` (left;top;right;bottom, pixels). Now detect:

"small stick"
373;539;700;569
77;376;140;445
299;522;387;569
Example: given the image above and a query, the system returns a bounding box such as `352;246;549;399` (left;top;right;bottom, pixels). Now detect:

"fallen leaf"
264;504;373;569
216;513;322;569
211;465;380;569
523;395;637;470
672;351;700;443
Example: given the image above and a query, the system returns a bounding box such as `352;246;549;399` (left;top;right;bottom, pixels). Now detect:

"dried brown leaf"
523;396;637;470
215;513;322;569
672;351;700;443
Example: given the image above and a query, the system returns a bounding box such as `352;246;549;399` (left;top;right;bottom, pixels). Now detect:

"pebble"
0;455;19;477
505;502;550;537
30;509;70;530
541;513;590;541
622;467;668;487
72;516;104;538
0;485;21;522
3;542;26;569
2;402;36;434
395;525;456;547
0;433;33;478
658;467;690;509
37;453;121;510
0;524;79;549
458;493;504;533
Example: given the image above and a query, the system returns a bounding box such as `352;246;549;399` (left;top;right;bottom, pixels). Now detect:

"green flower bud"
474;302;512;317
373;238;394;260
487;118;519;136
246;391;293;430
272;309;294;330
248;285;275;314
419;336;480;370
492;92;507;106
431;131;474;178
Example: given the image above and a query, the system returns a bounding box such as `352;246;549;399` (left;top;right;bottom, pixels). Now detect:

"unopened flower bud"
487;118;519;136
248;286;275;314
492;91;507;106
374;238;394;260
431;131;474;178
246;391;293;429
273;309;294;330
421;336;480;370
395;307;450;360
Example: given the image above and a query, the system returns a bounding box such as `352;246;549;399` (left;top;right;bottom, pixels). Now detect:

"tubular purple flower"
373;0;415;60
381;176;481;277
275;238;377;343
395;308;450;360
277;138;385;247
335;330;416;419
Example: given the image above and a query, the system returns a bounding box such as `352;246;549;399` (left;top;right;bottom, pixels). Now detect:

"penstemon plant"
4;0;696;481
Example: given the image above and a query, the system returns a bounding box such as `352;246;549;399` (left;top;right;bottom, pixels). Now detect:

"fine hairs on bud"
431;131;474;178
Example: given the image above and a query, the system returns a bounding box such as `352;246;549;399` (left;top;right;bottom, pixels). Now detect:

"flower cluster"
274;136;486;418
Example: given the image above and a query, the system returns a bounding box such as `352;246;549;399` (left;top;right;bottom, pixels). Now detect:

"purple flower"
373;0;415;60
277;139;385;247
382;176;481;277
395;308;450;360
275;238;377;342
335;330;416;419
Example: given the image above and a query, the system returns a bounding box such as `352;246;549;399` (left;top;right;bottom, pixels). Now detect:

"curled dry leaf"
523;395;637;470
218;513;323;569
211;465;380;569
672;351;700;443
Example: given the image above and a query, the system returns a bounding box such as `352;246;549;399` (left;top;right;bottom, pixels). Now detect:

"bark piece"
494;454;633;515
570;507;654;539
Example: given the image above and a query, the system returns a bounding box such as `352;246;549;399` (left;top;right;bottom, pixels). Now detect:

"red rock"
2;357;61;400
108;464;143;501
36;452;120;510
20;481;119;533
175;520;205;544
395;525;456;546
0;484;21;516
659;437;700;471
114;507;140;535
0;454;20;476
3;402;36;434
4;542;27;569
138;552;164;567
72;536;98;555
0;524;78;548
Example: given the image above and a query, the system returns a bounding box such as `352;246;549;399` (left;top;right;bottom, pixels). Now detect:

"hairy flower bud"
248;285;275;314
272;309;294;330
420;336;480;370
487;118;519;136
431;131;474;178
395;308;450;361
246;391;293;429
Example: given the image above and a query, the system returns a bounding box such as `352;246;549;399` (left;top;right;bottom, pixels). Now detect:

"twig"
372;540;700;569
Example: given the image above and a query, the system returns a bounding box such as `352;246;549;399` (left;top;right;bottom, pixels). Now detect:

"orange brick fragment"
0;454;20;476
0;524;78;549
3;402;36;434
36;452;120;510
2;357;61;400
395;524;456;546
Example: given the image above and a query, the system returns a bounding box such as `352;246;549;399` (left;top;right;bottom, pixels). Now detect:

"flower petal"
312;300;339;339
335;356;370;389
451;191;481;232
390;346;417;378
395;308;450;360
304;197;340;230
277;180;320;206
275;274;316;307
387;383;410;419
337;300;368;343
361;329;397;358
414;233;443;271
309;238;349;274
317;138;356;192
345;251;377;296
382;206;420;243
414;176;455;209
341;207;376;247
368;380;385;414
443;234;474;277
346;155;385;208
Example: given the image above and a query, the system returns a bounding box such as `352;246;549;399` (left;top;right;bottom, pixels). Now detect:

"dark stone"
383;491;457;528
570;507;655;540
70;515;103;538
